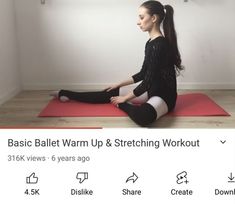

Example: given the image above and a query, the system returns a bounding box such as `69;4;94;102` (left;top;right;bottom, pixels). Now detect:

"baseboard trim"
177;82;235;89
0;87;21;105
22;82;235;90
23;83;109;91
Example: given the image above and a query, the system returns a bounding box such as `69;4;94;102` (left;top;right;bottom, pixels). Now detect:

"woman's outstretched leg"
58;88;119;103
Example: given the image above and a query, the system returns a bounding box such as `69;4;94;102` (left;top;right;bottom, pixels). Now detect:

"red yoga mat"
38;93;230;117
169;93;230;116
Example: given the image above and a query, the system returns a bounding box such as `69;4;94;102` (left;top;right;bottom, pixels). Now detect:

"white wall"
14;0;235;90
0;0;21;105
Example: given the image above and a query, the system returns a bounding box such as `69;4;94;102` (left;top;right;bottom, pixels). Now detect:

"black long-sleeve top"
132;36;177;111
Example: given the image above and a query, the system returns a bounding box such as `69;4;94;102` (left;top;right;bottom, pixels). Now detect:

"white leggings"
119;84;168;119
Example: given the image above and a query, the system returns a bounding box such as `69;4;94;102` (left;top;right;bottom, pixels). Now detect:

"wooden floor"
0;90;234;128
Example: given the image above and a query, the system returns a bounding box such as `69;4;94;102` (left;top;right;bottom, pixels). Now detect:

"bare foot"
59;96;70;102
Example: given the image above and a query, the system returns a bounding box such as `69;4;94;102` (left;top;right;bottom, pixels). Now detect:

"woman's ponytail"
163;5;184;73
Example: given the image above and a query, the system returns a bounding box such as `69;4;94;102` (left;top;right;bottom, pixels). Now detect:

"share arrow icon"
126;172;138;183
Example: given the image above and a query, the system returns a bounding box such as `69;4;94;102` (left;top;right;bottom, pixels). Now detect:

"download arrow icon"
126;172;138;183
228;173;235;183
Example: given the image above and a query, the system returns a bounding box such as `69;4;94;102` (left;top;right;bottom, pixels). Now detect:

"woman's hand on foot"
110;96;127;106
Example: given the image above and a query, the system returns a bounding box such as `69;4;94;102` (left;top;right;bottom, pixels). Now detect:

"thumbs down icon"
76;172;88;184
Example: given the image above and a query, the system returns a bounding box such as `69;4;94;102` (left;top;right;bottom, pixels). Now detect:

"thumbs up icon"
26;173;38;184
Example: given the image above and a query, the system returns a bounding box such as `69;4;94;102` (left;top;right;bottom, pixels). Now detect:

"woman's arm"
133;42;165;97
106;77;134;92
110;91;136;106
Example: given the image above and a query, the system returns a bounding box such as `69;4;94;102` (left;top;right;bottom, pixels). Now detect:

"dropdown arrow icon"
220;140;226;144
